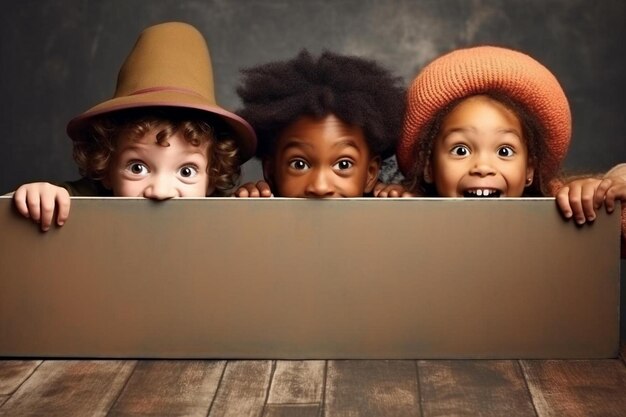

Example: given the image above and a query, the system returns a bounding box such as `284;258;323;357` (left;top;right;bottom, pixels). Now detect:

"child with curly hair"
13;22;256;231
234;50;407;198
395;45;625;255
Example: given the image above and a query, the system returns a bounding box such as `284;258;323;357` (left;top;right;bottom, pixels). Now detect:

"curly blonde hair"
72;107;241;196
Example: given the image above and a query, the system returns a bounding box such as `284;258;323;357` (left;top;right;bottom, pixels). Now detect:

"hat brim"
66;90;257;163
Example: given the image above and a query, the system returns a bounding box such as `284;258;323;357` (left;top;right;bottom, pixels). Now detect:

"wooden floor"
1;345;626;416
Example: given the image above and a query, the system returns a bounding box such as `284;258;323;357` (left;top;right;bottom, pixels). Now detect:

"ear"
423;159;433;184
525;165;535;187
262;157;275;189
364;156;381;193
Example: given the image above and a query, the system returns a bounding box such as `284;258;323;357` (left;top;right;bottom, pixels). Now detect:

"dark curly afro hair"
236;50;406;160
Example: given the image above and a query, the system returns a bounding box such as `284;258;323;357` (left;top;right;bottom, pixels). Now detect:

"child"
13;21;256;231
395;45;625;255
234;50;407;198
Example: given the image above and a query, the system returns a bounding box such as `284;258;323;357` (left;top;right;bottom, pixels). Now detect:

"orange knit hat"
397;46;571;178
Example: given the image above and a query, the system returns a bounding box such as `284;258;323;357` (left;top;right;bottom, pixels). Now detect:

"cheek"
277;176;305;196
112;179;139;197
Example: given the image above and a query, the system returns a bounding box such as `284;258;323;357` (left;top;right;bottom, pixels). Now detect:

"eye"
127;162;149;176
450;145;470;157
333;159;353;170
289;159;310;171
497;146;515;157
179;165;199;178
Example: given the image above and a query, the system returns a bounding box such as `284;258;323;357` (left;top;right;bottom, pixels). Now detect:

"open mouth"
463;189;501;198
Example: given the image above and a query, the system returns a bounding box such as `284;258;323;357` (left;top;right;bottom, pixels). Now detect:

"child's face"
426;95;534;198
264;114;380;198
104;127;211;198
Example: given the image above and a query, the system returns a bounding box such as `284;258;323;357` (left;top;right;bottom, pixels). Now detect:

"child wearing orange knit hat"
396;45;625;256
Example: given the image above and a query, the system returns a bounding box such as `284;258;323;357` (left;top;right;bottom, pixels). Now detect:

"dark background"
1;1;625;337
1;0;625;193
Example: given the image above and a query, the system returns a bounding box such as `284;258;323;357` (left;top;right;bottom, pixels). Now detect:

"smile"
463;188;501;198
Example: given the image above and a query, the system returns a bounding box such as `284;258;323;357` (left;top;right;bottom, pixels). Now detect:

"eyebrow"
332;138;361;150
279;137;365;156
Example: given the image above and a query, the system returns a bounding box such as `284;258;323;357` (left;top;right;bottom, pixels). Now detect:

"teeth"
465;189;499;197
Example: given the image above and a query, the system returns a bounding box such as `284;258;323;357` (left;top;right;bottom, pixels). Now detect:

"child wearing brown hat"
395;45;626;255
234;50;407;198
13;22;256;231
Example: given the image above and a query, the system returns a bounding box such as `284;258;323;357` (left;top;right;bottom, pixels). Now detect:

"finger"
580;182;597;222
594;178;612;209
55;192;71;226
12;186;30;218
604;187;616;213
39;192;57;231
401;191;415;198
567;184;586;224
555;187;573;219
246;185;261;197
234;187;250;197
372;182;385;196
25;190;42;223
604;184;626;213
257;182;272;197
389;189;400;197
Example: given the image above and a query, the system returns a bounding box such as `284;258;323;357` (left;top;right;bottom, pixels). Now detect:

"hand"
234;181;272;198
555;177;602;224
373;182;415;198
597;175;626;214
13;182;71;231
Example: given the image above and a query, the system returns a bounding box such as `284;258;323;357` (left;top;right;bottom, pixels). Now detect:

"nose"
143;176;177;200
304;168;335;198
469;153;497;177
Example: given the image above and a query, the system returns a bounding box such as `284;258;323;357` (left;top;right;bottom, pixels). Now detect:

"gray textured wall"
1;0;625;194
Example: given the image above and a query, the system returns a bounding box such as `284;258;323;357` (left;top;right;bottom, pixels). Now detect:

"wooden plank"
267;361;325;404
0;360;135;416
208;361;273;417
0;360;41;395
0;397;7;408
418;360;535;416
262;404;320;417
324;360;420;417
522;360;626;416
108;360;226;416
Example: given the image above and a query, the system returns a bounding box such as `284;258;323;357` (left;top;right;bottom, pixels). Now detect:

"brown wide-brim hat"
67;21;256;162
397;45;571;179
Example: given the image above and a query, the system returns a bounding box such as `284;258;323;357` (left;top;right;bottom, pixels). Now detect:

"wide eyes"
128;162;149;176
288;159;354;171
289;159;310;171
179;165;199;178
497;146;515;157
450;145;470;157
333;159;353;170
449;145;516;158
125;161;200;178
